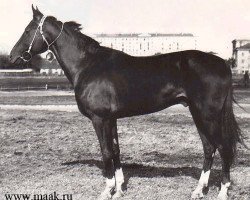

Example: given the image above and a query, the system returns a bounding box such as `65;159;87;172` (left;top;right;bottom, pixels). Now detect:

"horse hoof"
191;191;204;199
98;193;112;200
112;190;124;199
217;193;228;200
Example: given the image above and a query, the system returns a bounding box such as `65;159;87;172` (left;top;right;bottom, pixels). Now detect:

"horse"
10;6;244;200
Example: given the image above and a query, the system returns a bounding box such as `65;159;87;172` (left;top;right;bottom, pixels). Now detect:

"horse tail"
221;86;247;160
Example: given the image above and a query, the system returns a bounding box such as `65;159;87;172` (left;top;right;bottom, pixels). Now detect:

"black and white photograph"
0;0;249;199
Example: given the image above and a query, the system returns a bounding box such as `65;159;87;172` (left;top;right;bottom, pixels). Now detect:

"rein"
21;16;64;62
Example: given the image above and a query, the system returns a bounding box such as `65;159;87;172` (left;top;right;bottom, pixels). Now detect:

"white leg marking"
113;168;125;199
217;182;230;200
98;177;115;200
191;170;211;199
198;170;210;187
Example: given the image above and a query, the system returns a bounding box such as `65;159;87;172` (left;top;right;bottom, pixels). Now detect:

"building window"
242;59;245;64
242;52;244;56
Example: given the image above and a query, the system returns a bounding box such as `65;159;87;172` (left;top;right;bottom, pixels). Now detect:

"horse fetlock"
98;177;115;200
98;192;112;200
217;192;228;200
112;190;124;199
115;168;124;183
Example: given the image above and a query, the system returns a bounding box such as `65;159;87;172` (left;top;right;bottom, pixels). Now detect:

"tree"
225;57;236;69
154;52;162;56
29;55;45;72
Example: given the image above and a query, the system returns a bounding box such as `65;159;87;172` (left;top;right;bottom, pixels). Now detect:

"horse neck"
49;28;89;87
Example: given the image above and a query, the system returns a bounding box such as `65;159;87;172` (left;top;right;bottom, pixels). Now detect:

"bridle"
21;16;64;62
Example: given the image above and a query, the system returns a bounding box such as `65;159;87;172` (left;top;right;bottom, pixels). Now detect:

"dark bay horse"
10;6;244;200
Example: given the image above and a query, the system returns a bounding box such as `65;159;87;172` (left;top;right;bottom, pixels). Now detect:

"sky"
1;0;250;59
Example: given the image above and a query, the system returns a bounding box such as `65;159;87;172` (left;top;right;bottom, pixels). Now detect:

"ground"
0;90;249;200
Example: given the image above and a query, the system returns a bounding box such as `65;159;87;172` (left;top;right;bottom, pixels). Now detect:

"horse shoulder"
76;78;119;117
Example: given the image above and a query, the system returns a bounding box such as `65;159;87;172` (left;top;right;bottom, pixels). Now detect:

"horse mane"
47;16;100;53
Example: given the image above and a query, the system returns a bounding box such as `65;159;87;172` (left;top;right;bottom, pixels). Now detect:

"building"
232;39;250;74
40;67;64;75
94;33;197;56
39;58;64;75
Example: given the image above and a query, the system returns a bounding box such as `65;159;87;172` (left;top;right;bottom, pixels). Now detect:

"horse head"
10;5;62;64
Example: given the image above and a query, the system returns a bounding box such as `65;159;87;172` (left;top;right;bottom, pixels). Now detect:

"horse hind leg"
217;147;233;200
190;106;219;199
191;135;216;199
217;87;241;200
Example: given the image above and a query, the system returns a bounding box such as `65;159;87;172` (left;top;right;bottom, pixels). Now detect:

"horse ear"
32;4;43;21
32;4;35;13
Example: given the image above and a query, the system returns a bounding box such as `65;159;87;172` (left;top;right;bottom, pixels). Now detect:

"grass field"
0;90;249;200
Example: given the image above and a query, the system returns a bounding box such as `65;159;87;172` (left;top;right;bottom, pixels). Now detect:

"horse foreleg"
110;119;124;199
92;117;116;200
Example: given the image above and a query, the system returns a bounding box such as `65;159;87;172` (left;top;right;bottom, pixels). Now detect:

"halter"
21;16;64;62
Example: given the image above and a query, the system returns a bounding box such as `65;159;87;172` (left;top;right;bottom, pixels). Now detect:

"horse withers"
10;6;245;200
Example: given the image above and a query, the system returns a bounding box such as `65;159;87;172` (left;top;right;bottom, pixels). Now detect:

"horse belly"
114;95;176;118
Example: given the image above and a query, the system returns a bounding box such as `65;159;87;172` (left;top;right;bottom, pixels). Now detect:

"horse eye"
25;30;29;34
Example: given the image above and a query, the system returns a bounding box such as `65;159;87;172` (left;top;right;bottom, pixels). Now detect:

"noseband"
21;16;64;62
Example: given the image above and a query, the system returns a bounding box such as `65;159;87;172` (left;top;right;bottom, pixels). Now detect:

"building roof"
237;43;250;50
94;33;194;38
232;39;250;42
